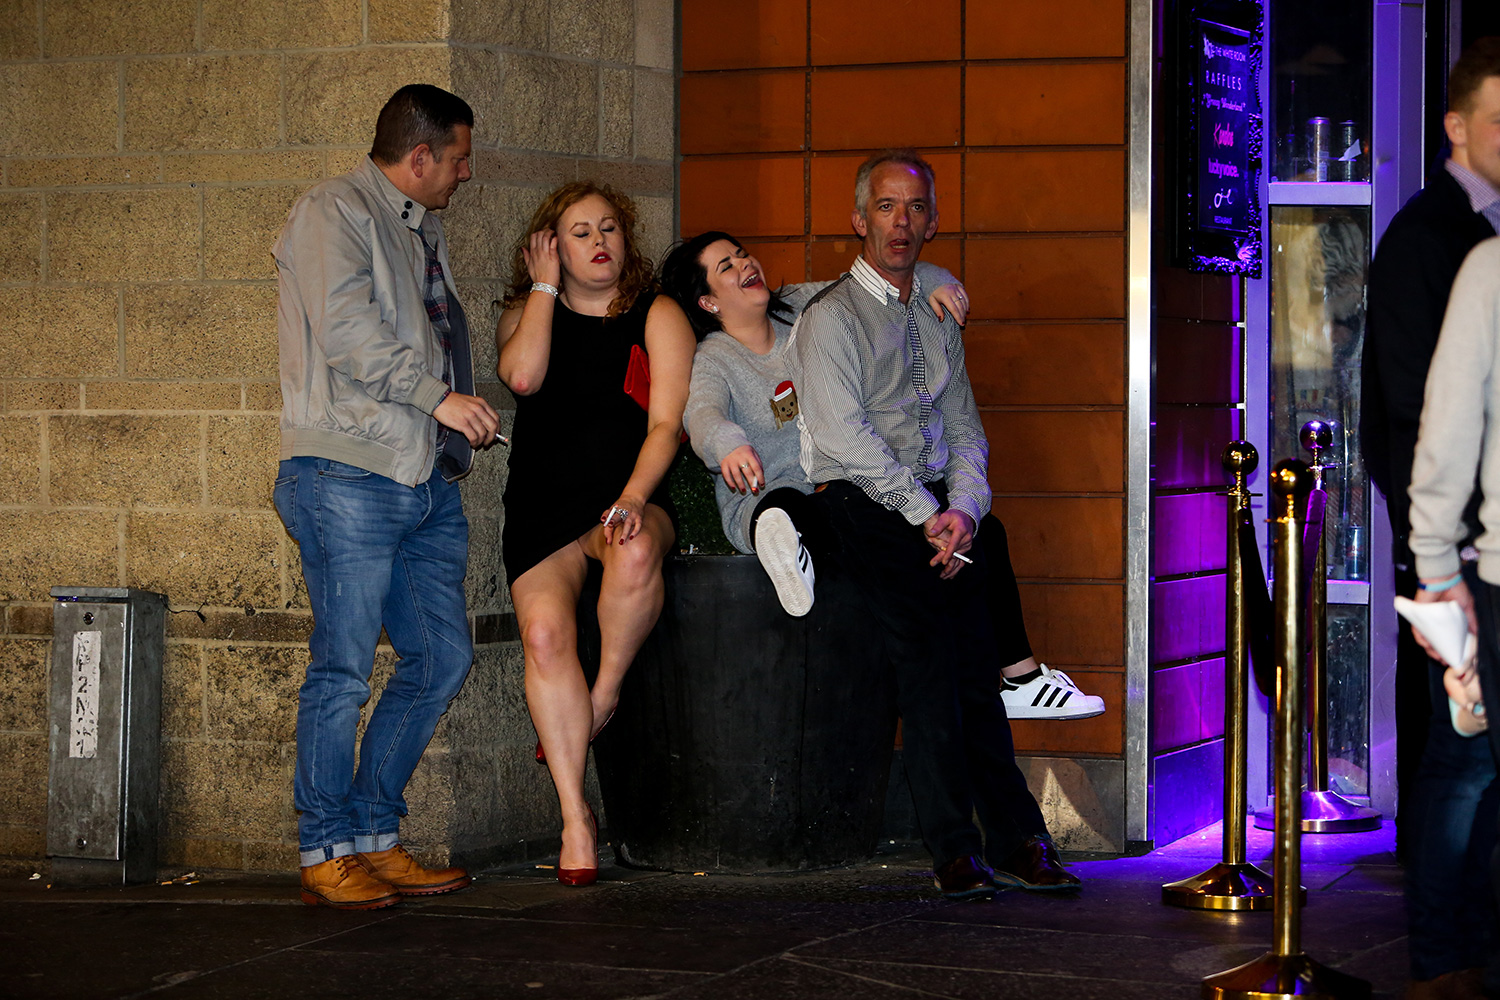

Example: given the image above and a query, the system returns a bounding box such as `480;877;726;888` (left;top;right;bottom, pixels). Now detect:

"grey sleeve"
935;321;992;527
915;260;959;291
684;348;751;469
777;281;833;316
1410;243;1500;580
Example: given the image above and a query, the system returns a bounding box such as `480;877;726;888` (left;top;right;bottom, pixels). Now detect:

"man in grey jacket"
273;84;500;909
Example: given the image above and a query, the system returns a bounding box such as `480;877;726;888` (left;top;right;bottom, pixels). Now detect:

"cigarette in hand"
494;432;510;445
951;551;972;565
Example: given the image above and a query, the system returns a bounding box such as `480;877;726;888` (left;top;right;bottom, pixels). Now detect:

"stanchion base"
1202;951;1371;1000
1162;861;1277;911
1252;791;1383;834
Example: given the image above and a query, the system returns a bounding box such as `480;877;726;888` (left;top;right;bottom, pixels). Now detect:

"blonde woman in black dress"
496;182;694;885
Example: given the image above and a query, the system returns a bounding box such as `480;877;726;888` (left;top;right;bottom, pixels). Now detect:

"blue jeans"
273;457;473;867
1405;654;1497;980
1466;570;1500;994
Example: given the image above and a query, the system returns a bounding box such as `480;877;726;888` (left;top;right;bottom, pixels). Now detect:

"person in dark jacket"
1361;36;1500;996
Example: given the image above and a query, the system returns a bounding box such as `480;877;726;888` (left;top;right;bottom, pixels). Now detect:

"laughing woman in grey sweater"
661;231;967;616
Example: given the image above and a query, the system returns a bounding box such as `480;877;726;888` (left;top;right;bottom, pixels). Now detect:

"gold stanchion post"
1202;460;1370;1000
1253;421;1380;834
1162;442;1275;910
1300;420;1381;832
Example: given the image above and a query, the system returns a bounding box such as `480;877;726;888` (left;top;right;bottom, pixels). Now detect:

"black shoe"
933;855;997;900
992;836;1081;892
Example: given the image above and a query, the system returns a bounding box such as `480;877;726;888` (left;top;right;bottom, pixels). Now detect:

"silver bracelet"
531;282;559;298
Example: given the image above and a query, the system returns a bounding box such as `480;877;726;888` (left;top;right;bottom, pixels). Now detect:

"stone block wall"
0;0;675;872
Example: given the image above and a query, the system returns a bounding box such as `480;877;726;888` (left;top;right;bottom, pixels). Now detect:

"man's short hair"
369;84;474;165
1449;37;1500;114
853;149;936;218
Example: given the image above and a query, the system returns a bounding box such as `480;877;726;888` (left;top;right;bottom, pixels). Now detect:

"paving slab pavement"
0;823;1407;1000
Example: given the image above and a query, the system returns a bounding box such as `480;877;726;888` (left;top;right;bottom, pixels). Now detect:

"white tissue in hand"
1394;596;1471;669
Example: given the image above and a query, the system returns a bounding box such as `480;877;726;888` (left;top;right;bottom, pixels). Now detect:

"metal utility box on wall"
46;587;167;884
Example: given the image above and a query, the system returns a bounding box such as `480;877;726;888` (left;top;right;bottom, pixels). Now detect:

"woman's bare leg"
510;542;597;872
581;504;675;734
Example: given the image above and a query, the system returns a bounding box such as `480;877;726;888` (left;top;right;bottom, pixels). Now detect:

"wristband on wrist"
1419;573;1463;593
531;282;559;298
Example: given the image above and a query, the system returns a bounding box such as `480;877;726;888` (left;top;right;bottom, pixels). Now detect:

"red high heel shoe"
557;806;599;887
535;709;616;765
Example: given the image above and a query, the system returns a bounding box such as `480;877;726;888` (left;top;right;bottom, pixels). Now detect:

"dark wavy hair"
500;181;656;318
658;231;796;342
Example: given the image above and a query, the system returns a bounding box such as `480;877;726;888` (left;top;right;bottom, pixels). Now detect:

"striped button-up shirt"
792;254;990;528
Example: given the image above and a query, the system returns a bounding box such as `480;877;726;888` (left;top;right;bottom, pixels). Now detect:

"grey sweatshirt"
1409;236;1500;584
685;283;821;553
684;263;958;553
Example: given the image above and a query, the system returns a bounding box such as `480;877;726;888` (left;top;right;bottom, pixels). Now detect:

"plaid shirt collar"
357;156;430;233
851;254;924;308
1446;158;1500;227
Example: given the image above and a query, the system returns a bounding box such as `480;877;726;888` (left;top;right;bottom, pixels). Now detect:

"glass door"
1243;0;1422;815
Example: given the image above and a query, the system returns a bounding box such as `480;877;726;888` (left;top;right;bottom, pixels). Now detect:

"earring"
711;306;719;314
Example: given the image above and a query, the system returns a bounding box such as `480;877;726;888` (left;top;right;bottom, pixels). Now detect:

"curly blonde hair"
501;181;657;318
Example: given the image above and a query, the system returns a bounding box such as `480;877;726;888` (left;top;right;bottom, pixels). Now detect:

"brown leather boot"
357;843;471;896
300;855;400;910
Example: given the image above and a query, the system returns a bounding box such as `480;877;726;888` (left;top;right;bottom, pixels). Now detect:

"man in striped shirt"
792;150;1078;899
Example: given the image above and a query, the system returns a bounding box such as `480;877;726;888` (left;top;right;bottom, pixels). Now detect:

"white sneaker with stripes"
1001;665;1106;720
754;507;815;617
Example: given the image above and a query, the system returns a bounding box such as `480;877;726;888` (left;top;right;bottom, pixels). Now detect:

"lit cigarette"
750;473;759;490
951;551;973;565
494;432;510;445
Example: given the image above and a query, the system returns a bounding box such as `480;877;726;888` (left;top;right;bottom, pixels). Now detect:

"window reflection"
1327;605;1372;797
1270;206;1370;583
1271;0;1371;181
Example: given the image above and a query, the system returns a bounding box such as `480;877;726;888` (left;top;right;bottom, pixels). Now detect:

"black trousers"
795;479;1047;869
1395;563;1434;854
753;487;1035;667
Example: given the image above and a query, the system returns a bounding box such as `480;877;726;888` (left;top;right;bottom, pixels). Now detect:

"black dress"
502;292;674;583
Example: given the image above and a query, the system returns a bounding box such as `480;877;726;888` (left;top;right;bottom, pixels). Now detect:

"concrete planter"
587;554;896;873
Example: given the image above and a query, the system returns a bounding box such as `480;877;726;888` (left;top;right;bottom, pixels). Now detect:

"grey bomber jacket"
275;156;470;486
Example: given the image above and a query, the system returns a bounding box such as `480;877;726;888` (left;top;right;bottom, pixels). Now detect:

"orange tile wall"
680;0;1132;758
